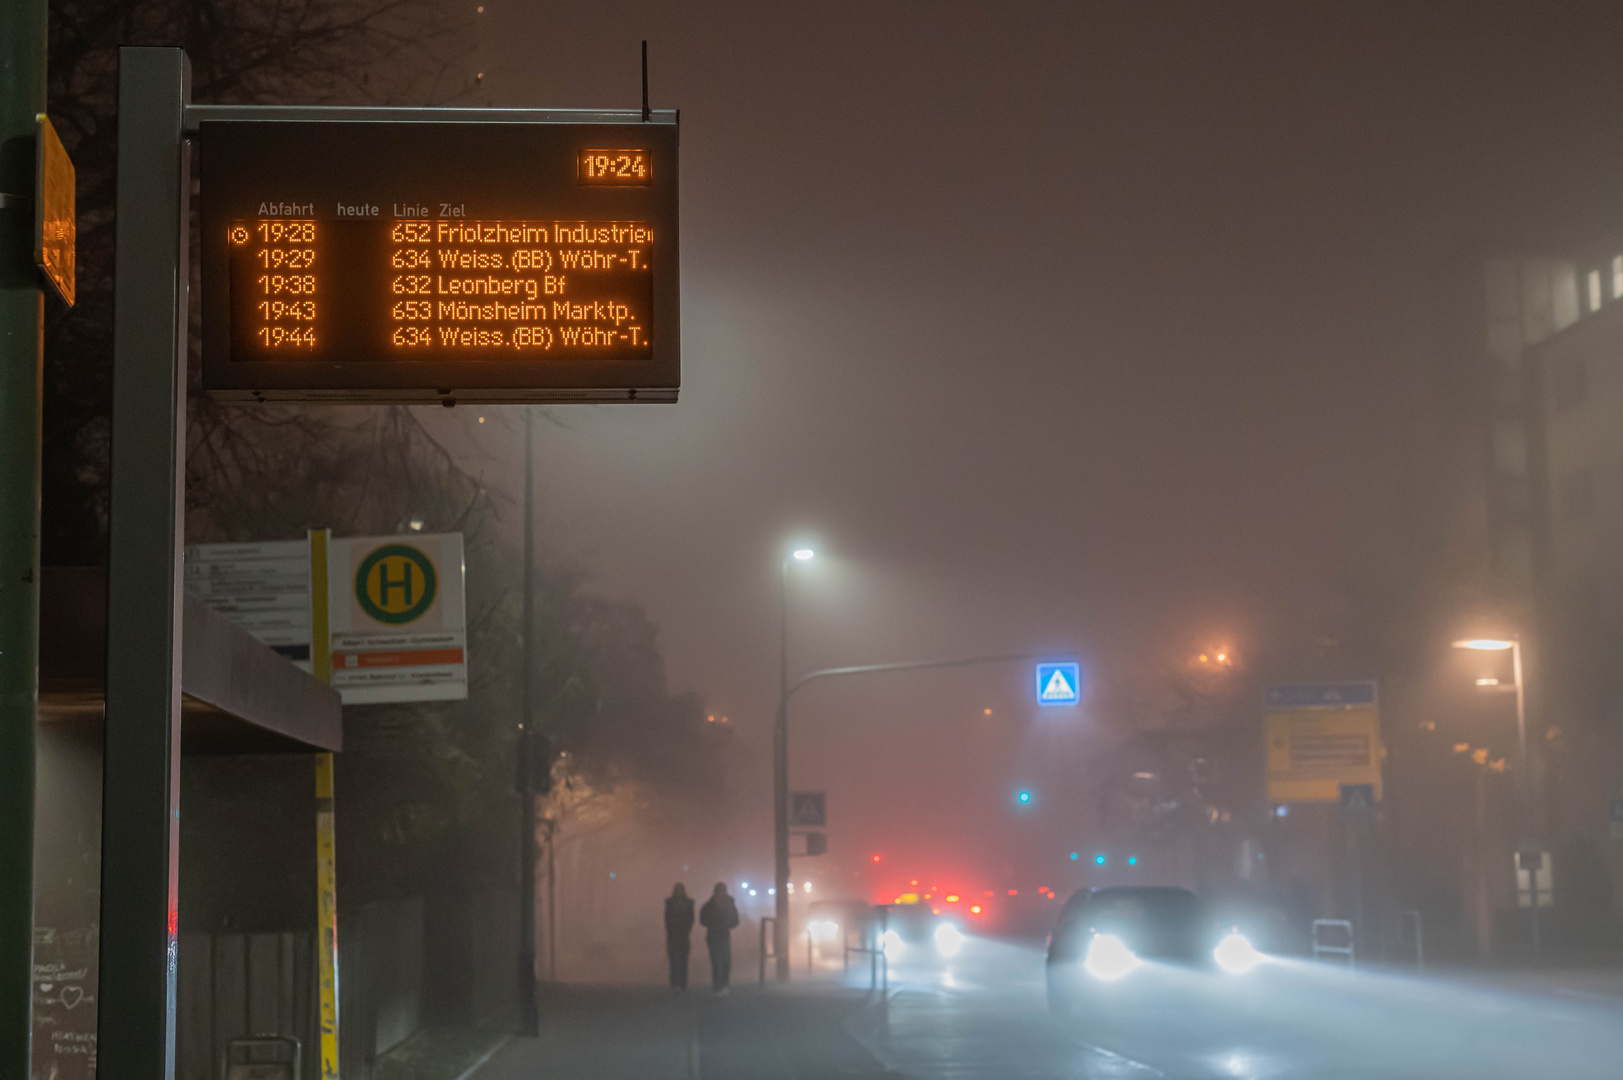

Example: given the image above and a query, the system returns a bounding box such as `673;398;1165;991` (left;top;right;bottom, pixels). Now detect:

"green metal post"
0;2;47;1076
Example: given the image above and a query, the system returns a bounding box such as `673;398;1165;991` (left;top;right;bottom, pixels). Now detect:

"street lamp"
1452;636;1540;952
774;546;814;982
1451;638;1526;784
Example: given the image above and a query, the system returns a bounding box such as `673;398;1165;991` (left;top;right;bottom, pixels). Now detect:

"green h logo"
356;544;437;625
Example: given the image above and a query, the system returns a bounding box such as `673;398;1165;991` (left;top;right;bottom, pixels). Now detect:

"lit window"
1613;256;1623;299
1589;269;1603;312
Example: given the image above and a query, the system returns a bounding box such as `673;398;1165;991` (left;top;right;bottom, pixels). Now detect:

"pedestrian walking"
664;883;695;992
699;882;739;995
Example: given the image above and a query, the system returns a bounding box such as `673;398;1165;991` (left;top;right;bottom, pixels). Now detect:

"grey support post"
97;47;190;1080
0;2;47;1075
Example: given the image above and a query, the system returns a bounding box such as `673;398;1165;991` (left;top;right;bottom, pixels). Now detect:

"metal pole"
314;753;340;1080
880;905;888;993
518;407;538;1034
1348;821;1364;952
545;817;557;982
774;557;791;981
98;46;190;1080
0;2;47;1073
1511;641;1540;956
308;531;339;1080
1474;765;1492;959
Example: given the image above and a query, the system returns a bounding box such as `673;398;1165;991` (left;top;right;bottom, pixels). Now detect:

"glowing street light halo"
791;547;815;561
1453;638;1515;651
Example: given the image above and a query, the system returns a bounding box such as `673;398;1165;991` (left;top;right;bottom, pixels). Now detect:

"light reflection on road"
840;932;1623;1079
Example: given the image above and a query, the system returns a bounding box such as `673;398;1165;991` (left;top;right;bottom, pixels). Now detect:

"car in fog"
883;900;943;945
805;899;877;958
1045;886;1262;1015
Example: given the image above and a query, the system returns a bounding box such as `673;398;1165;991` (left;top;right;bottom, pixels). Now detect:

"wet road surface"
847;935;1623;1079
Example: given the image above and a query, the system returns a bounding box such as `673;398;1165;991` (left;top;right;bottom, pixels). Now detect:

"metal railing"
758;917;777;985
1395;909;1423;969
1311;918;1356;967
840;905;889;992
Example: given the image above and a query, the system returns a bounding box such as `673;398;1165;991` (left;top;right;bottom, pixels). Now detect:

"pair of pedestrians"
664;882;739;994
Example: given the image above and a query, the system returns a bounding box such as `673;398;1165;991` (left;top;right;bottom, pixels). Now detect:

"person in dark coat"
698;882;740;994
664;884;695;991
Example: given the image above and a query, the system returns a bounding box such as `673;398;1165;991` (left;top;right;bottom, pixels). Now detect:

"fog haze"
448;0;1623;892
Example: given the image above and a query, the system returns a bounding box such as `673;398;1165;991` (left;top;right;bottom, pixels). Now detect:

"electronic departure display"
200;119;679;403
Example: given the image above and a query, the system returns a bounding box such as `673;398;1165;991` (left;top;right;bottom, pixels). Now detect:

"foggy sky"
447;2;1623;893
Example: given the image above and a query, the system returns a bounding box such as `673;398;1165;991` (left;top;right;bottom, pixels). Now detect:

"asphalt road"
843;935;1623;1080
472;935;1623;1079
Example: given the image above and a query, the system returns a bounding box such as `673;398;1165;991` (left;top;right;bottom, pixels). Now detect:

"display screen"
201;119;679;403
227;217;653;359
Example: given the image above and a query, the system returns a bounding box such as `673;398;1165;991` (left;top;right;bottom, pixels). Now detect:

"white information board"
183;540;314;671
185;533;467;704
327;533;467;703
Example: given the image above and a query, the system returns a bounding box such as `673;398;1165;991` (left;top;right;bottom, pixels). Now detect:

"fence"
423;889;517;1025
1394;909;1423;969
841;906;888;992
177;896;430;1080
758;917;777;985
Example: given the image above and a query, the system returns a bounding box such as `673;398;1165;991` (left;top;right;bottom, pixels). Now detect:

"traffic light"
517;732;554;795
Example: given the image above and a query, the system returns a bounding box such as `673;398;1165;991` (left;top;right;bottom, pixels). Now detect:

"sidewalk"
1425;963;1623;1008
470;978;899;1080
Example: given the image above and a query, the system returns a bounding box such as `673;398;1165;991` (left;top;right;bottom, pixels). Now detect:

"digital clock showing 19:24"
579;148;651;186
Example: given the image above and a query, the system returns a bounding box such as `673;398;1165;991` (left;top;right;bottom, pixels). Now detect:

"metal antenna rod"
642;41;650;121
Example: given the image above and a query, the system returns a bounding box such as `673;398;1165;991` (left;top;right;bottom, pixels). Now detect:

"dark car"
1045;886;1263;1015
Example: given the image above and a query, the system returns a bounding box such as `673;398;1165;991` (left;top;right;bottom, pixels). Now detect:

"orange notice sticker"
333;648;464;669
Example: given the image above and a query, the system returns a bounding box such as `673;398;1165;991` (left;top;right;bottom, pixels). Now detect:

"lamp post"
1453;637;1539;954
518;407;539;1033
773;547;814;982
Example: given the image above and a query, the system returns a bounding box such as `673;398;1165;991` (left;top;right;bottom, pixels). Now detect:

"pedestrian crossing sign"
1035;662;1081;707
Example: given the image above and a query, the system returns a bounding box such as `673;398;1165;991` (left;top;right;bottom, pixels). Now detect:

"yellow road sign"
1266;707;1383;803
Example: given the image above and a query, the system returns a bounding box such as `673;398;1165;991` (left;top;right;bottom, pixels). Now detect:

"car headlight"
808;919;840;942
1213;932;1261;974
933;922;964;958
1083;933;1139;980
882;929;906;959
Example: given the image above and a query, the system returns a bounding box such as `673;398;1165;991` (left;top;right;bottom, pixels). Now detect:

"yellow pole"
309;529;339;1078
311;528;332;685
